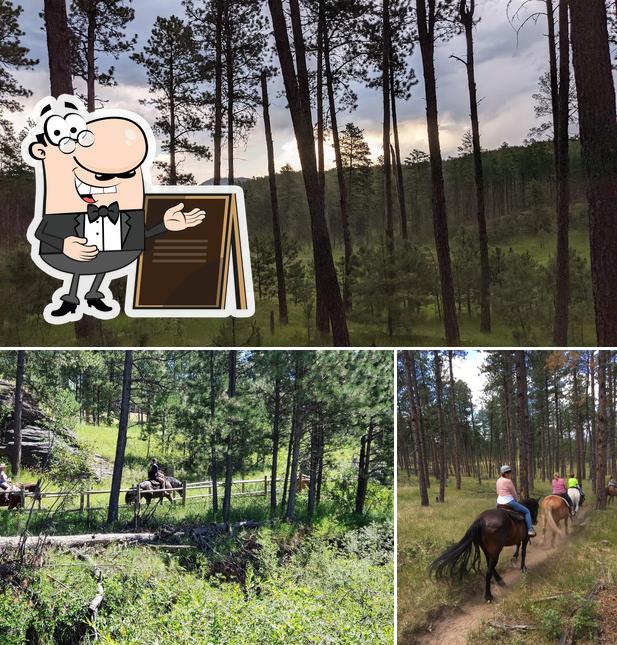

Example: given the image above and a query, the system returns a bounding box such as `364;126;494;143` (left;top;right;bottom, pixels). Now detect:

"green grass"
0;516;394;645
468;509;617;644
397;473;605;642
0;224;598;347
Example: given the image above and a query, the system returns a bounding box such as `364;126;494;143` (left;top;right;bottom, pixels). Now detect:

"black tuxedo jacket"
35;210;166;255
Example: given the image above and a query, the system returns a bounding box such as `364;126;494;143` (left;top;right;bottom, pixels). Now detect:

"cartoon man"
22;95;205;322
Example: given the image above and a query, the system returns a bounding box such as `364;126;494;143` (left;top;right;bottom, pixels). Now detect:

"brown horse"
607;485;617;505
540;495;570;547
0;483;42;510
125;480;174;506
430;498;540;603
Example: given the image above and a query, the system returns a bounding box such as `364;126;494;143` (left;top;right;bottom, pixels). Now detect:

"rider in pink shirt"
496;465;536;537
551;473;574;516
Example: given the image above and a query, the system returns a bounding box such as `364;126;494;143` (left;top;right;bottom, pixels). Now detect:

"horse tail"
429;518;483;581
544;501;564;538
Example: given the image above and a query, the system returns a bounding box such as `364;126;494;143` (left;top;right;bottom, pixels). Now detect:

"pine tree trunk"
267;0;349;345
459;1;490;333
209;353;218;514
434;351;446;502
546;0;559;161
402;351;429;506
503;353;517;487
390;65;408;240
355;420;374;515
44;0;73;97
108;350;132;524
515;351;532;498
554;0;570;344
570;0;617;344
323;23;352;311
222;350;236;523
225;4;234;185
213;0;223;185
168;52;177;185
448;351;461;490
286;354;305;520
382;0;394;336
11;350;25;477
270;374;281;516
86;6;96;111
417;0;460;344
596;351;608;509
260;77;289;322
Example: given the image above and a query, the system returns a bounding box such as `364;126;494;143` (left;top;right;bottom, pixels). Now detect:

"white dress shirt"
84;215;122;251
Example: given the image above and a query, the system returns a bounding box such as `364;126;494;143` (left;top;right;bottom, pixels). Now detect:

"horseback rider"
0;463;12;502
147;458;166;491
496;465;536;537
608;475;617;489
552;472;575;517
567;472;585;505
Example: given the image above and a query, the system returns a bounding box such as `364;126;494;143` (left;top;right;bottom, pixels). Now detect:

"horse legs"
565;514;569;536
520;537;529;573
512;543;520;562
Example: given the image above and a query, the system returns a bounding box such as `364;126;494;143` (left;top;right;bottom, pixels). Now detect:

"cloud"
9;0;556;180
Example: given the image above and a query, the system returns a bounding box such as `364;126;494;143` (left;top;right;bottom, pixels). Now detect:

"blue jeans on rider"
505;500;532;530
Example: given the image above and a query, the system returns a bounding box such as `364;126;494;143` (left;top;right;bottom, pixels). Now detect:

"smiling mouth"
74;177;117;204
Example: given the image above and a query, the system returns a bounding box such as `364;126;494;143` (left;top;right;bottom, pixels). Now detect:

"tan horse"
607;485;617;505
541;495;570;547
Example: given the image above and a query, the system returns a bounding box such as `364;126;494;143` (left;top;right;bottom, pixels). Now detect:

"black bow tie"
87;202;120;224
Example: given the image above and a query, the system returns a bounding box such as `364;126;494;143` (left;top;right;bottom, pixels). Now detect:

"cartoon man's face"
29;114;148;214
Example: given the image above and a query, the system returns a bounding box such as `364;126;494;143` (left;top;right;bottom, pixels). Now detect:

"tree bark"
382;0;394;336
390;64;408;239
209;353;219;514
448;351;461;490
355;420;374;514
323;22;352;311
286;353;305;520
268;0;349;344
11;350;25;477
515;351;532;499
403;351;429;505
86;3;96;111
107;350;133;524
417;0;460;344
595;351;608;509
213;0;223;185
222;350;236;523
570;0;617;344
434;351;446;502
225;3;234;184
270;372;281;516
44;0;73;97
553;0;570;345
459;1;490;333
260;72;288;324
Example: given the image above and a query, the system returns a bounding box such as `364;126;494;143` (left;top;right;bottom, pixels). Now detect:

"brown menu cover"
132;193;247;310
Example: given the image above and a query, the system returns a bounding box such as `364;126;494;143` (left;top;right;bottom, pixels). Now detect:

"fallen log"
0;532;159;550
487;621;532;632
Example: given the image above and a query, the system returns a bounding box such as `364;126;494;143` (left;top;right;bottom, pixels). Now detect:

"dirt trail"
410;509;587;645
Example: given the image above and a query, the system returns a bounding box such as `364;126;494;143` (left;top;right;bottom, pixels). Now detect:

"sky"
452;350;487;408
8;0;552;183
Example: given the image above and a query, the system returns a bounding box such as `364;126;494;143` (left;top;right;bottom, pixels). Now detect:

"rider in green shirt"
567;475;579;489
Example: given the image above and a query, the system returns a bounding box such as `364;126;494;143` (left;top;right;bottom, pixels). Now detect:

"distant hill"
200;177;251;185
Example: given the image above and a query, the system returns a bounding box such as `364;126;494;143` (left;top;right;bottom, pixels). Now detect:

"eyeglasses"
58;129;95;154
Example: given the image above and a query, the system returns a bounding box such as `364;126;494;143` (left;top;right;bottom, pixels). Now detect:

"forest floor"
0;228;597;347
398;475;617;644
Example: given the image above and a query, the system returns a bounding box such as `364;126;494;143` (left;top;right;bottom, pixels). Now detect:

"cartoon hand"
163;202;206;231
63;236;99;262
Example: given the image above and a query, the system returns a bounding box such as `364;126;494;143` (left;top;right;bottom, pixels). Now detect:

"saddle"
149;479;161;489
497;504;526;522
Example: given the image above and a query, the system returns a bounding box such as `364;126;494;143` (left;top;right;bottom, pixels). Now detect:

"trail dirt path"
410;509;587;645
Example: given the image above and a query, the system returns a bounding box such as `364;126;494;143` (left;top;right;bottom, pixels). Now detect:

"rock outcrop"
0;380;80;468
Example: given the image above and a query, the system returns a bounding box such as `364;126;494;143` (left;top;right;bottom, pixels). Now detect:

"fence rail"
6;476;290;521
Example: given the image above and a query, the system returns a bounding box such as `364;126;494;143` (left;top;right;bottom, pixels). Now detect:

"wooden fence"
7;476;286;525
